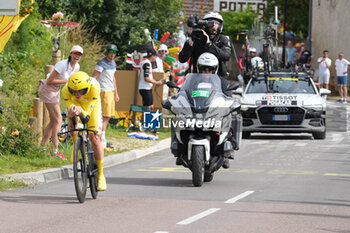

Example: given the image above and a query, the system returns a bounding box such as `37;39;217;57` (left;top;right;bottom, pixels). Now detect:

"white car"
240;71;330;139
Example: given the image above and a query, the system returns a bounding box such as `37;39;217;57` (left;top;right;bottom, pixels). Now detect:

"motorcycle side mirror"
166;81;180;89
232;87;243;96
227;83;240;91
162;99;172;110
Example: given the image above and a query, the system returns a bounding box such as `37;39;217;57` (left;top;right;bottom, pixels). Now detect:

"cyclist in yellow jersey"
62;71;107;191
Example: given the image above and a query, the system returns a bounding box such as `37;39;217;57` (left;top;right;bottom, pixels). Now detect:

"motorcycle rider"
179;12;231;96
196;52;236;168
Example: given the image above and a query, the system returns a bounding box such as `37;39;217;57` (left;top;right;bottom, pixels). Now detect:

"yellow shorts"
100;91;115;117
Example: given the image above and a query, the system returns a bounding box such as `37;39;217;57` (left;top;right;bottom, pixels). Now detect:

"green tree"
221;9;258;38
37;0;183;54
263;0;309;38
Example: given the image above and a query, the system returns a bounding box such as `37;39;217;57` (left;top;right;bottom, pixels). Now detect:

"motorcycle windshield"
180;74;223;112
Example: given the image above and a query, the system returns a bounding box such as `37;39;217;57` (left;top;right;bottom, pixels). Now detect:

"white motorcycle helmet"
249;47;257;54
203;12;224;33
197;52;219;74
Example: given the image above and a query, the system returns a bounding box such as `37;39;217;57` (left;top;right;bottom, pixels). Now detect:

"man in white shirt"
317;50;332;90
334;52;350;103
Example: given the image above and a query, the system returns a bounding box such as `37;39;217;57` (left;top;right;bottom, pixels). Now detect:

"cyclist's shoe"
97;174;107;191
55;151;67;160
70;149;74;163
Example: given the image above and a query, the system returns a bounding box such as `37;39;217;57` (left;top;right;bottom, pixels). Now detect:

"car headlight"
241;104;258;111
304;104;323;111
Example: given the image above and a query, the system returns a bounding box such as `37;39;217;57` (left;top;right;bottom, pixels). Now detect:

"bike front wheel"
73;136;88;203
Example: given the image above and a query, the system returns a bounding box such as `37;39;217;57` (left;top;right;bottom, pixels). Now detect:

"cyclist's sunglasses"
68;87;88;96
108;49;117;54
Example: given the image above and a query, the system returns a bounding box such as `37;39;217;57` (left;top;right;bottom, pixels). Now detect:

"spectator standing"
92;44;120;148
295;43;302;61
38;45;83;159
317;50;332;90
334;52;350;103
297;42;312;68
285;40;297;68
139;49;164;111
154;44;168;72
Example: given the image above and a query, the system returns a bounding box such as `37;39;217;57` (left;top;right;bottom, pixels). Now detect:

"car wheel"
313;129;326;140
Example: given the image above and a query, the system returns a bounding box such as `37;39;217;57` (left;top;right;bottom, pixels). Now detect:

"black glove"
79;114;90;124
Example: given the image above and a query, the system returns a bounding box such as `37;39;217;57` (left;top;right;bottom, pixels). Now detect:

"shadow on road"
246;134;312;140
107;177;193;188
0;194;79;205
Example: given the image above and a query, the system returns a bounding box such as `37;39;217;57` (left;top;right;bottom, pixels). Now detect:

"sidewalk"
1;138;171;185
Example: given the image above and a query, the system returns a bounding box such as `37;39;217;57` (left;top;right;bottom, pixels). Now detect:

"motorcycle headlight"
304;104;323;111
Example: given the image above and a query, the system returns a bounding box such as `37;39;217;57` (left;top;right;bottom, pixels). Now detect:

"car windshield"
246;77;316;94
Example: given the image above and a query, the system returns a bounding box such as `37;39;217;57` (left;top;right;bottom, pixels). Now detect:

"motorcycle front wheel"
191;145;205;187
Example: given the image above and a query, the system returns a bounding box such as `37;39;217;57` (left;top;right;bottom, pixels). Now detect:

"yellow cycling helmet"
68;71;91;96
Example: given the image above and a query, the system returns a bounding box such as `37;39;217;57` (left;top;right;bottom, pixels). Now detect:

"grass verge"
0;126;171;176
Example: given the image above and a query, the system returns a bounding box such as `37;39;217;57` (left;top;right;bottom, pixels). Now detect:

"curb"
1;138;171;185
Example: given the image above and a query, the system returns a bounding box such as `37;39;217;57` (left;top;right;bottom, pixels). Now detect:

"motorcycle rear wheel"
192;145;204;187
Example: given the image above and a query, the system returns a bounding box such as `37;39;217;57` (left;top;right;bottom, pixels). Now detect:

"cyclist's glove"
79;114;90;124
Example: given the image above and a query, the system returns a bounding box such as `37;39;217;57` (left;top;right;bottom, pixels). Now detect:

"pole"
307;0;312;53
275;6;279;68
282;0;287;67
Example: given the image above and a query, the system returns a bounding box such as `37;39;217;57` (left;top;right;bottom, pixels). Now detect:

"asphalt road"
1;124;350;233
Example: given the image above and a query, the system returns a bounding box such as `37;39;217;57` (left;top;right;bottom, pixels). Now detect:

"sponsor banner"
260;94;301;106
214;0;266;14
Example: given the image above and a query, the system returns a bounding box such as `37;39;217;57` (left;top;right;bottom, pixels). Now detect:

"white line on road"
295;143;307;147
225;190;255;204
177;208;220;225
154;231;169;233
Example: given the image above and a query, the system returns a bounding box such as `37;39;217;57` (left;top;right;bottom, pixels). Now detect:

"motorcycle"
162;74;242;187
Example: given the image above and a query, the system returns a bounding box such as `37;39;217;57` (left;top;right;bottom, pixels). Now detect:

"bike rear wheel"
87;140;98;199
73;136;88;203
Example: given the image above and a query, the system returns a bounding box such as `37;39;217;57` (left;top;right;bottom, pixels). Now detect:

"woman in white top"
38;45;83;159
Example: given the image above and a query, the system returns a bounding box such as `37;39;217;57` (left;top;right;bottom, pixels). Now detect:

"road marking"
324;173;350;177
295;143;307;146
268;170;318;175
225;190;255;204
154;232;169;233
177;208;220;225
136;167;350;177
137;167;188;172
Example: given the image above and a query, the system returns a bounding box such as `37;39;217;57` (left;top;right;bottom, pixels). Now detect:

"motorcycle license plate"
192;90;209;97
273;115;290;121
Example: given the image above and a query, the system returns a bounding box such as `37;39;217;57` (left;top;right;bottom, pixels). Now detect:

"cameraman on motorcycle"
179;12;232;96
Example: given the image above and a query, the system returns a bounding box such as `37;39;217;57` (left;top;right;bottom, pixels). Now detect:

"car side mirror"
319;88;331;96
